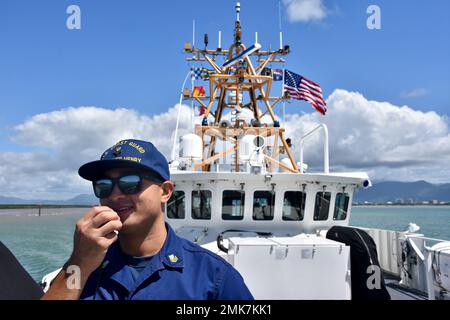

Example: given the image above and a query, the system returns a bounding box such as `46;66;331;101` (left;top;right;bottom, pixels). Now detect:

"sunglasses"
92;174;162;198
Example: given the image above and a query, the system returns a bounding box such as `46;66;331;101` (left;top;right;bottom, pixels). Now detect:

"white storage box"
228;235;351;299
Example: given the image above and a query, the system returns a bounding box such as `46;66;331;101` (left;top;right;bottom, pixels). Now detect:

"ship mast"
182;3;298;173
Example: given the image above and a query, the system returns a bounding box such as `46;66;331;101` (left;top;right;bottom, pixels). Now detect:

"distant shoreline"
353;204;450;208
0;204;93;209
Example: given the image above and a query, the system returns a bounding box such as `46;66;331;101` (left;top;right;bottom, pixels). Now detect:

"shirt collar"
102;222;185;290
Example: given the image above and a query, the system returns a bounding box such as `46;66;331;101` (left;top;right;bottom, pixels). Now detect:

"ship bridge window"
222;190;245;220
313;192;331;221
282;191;306;221
334;193;350;220
192;190;212;220
253;191;274;221
167;190;185;219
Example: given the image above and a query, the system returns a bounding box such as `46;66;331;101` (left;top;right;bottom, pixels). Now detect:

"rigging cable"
279;0;286;126
171;70;193;161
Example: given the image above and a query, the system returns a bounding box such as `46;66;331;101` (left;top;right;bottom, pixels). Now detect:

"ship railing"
399;234;450;300
299;124;329;174
359;227;403;276
360;227;450;300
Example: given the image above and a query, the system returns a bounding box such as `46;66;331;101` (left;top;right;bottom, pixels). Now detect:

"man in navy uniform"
43;139;253;300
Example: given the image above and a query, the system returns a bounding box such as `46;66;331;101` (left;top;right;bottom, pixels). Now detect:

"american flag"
284;70;327;115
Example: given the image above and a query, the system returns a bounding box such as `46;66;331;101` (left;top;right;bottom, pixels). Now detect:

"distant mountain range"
353;181;450;204
0;194;98;206
1;181;449;205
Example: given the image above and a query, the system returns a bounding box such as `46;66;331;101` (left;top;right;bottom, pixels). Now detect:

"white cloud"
12;105;197;162
401;88;428;98
283;0;327;23
2;105;196;199
1;91;450;199
283;89;450;182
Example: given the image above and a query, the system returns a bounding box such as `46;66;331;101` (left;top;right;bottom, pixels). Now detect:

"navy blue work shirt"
80;223;254;300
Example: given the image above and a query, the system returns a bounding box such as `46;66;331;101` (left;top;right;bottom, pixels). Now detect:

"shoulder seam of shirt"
180;238;231;267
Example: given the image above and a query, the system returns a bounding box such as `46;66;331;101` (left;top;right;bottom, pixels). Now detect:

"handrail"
299;124;329;174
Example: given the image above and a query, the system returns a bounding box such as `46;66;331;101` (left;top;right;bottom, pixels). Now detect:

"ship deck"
384;273;428;300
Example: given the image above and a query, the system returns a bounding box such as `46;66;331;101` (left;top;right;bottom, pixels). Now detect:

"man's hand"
41;206;122;300
70;206;122;275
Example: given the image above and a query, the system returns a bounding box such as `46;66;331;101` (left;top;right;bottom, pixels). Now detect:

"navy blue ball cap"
78;139;170;182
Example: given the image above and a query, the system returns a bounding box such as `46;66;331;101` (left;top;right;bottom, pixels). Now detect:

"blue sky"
1;1;448;126
0;0;449;199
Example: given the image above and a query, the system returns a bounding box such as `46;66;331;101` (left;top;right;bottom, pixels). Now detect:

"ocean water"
350;206;450;241
0;206;449;283
0;208;84;283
